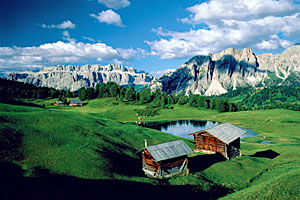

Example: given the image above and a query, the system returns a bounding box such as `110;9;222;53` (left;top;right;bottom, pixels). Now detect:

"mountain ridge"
8;45;300;95
8;64;154;91
150;45;300;96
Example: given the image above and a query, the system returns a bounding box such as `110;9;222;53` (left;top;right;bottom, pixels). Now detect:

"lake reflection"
141;120;219;139
140;120;259;140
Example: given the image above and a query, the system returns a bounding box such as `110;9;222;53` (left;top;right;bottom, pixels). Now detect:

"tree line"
78;82;241;112
0;78;243;112
0;78;75;100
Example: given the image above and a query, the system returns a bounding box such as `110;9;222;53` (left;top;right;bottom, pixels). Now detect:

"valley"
1;98;300;199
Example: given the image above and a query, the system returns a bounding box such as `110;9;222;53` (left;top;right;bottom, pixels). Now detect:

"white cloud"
0;40;139;73
90;10;124;27
98;0;130;10
62;31;76;42
82;36;96;42
41;20;76;29
147;0;300;59
150;69;176;77
181;0;299;25
256;35;293;50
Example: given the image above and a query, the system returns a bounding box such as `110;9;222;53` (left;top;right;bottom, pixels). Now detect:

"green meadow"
1;98;300;199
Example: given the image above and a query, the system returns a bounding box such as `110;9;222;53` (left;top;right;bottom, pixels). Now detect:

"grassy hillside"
0;103;189;181
1;98;300;199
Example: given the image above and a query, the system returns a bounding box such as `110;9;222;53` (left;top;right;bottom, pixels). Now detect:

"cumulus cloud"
0;40;139;73
256;35;293;50
41;20;76;29
181;0;299;24
90;9;124;27
147;0;300;59
98;0;130;10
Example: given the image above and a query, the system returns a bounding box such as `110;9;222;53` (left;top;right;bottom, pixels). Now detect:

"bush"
134;106;160;117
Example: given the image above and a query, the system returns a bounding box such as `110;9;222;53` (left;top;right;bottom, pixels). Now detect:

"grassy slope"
1;98;300;199
0;103;189;181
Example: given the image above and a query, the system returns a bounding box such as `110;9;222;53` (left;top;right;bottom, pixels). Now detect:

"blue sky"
1;0;300;76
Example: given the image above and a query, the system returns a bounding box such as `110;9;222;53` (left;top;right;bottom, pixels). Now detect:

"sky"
1;0;300;77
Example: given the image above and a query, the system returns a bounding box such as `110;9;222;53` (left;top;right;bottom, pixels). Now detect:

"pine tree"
125;87;136;101
79;87;87;100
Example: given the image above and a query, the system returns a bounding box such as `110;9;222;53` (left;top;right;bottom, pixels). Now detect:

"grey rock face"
8;64;154;91
150;45;300;96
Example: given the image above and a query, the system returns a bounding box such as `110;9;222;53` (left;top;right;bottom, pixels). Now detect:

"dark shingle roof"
189;122;246;144
69;99;82;104
145;140;193;162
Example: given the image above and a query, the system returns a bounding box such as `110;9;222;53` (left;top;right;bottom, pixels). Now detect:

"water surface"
141;120;259;140
140;120;219;139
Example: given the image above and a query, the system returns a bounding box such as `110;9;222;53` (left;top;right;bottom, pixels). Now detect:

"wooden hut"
140;140;193;178
188;122;246;159
54;101;63;106
69;99;82;107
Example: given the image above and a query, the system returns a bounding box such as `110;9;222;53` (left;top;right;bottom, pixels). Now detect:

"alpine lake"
138;120;268;143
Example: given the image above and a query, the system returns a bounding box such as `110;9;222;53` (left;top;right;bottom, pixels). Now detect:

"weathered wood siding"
194;132;227;157
142;149;160;173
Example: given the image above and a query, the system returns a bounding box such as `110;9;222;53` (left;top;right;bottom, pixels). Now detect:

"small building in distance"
69;99;82;107
188;122;246;159
140;140;193;178
54;101;63;106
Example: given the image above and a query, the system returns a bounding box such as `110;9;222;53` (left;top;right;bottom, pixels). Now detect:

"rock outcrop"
150;45;300;96
8;64;154;91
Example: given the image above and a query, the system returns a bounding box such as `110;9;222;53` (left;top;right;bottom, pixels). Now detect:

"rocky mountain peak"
8;64;153;91
150;45;300;96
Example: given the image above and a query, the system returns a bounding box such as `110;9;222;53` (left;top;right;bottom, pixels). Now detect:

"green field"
1;98;300;199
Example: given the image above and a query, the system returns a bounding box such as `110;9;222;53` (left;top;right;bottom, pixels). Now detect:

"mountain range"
150;44;300;96
8;64;154;92
8;45;300;95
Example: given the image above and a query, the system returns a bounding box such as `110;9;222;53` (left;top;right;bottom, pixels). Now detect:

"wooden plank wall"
194;132;227;157
142;150;160;173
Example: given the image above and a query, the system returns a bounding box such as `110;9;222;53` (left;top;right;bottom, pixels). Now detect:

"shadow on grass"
250;149;280;159
0;98;44;108
0;161;232;200
99;149;144;177
189;153;226;173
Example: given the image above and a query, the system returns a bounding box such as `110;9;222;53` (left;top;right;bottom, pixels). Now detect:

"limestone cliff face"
150;45;300;96
8;64;154;91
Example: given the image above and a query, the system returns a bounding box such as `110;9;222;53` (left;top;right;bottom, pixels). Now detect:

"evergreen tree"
95;84;101;98
177;96;188;105
86;88;94;100
140;88;152;104
125;87;136;101
79;87;87;100
160;95;168;108
119;87;126;98
109;83;119;98
61;96;67;104
98;84;106;98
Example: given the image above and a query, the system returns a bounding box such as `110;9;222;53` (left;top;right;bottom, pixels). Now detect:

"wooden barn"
69;99;82;107
140;140;193;178
188;122;246;159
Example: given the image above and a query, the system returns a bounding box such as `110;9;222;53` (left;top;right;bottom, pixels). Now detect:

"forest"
2;78;299;112
221;86;300;111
